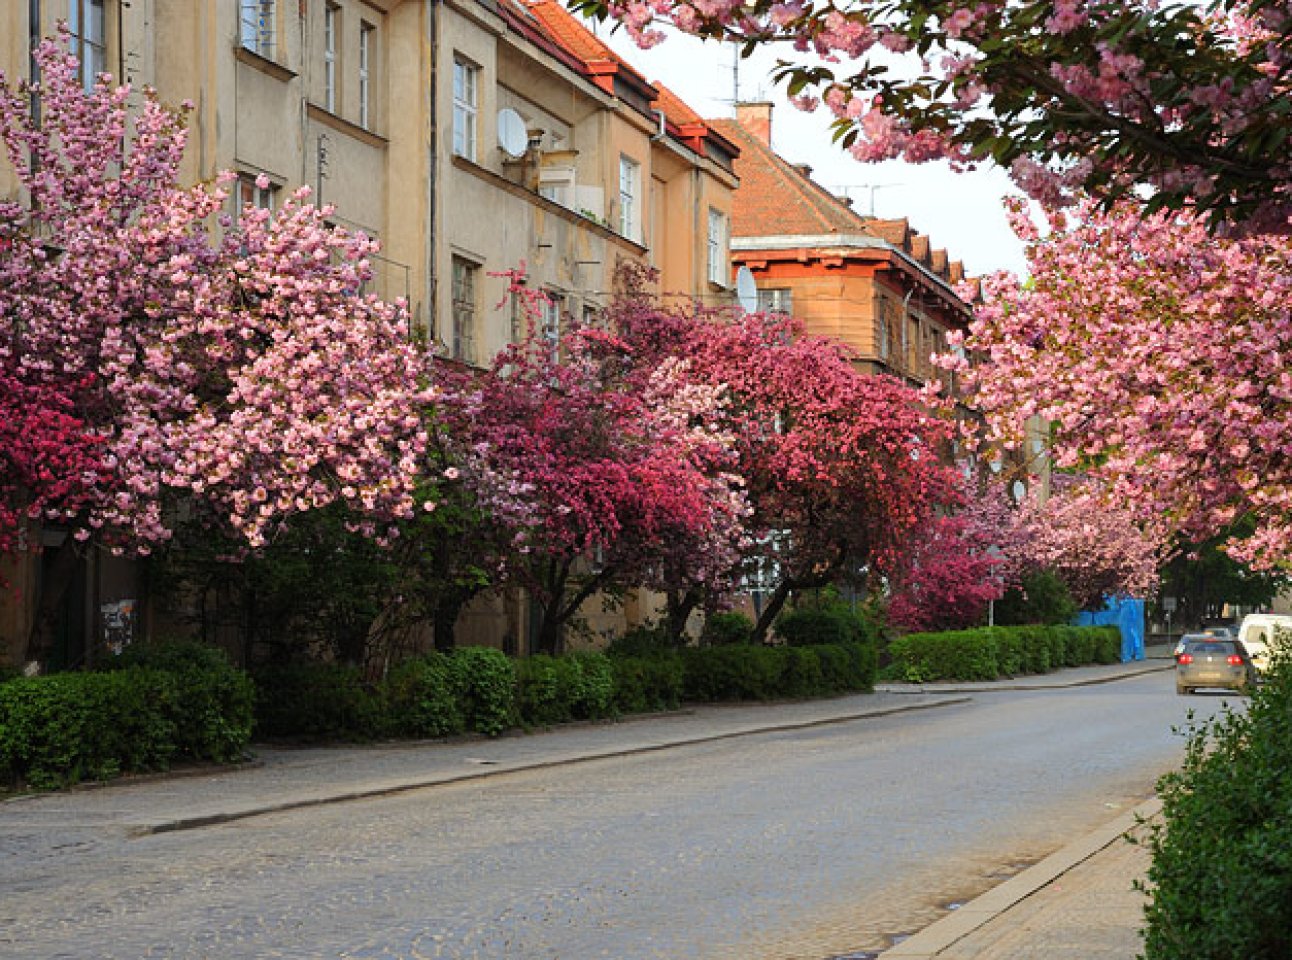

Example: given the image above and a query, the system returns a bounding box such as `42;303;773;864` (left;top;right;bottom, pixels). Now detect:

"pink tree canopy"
571;0;1291;229
1;39;432;660
940;198;1292;569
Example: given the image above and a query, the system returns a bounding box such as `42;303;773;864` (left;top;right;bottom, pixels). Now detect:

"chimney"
736;101;773;147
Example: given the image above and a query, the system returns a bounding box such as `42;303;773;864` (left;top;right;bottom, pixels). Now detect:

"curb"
131;696;973;836
878;796;1163;958
876;661;1171;695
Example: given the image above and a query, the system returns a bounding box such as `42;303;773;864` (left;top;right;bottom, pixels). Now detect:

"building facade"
0;0;737;665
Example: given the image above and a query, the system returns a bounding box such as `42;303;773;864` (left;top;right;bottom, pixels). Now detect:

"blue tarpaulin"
1075;597;1146;662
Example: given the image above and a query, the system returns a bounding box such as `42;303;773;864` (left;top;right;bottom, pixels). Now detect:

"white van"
1236;614;1292;675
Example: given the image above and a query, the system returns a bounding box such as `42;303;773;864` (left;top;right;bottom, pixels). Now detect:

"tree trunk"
666;588;701;644
24;538;82;670
750;580;794;645
431;584;480;653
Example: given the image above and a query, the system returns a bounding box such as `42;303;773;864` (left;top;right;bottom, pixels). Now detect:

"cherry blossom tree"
885;475;1020;633
1;40;432;664
940;197;1292;569
572;0;1292;229
439;301;746;655
1015;479;1165;609
603;285;960;643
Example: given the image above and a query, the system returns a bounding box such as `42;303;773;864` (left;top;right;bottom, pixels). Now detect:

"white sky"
595;23;1028;277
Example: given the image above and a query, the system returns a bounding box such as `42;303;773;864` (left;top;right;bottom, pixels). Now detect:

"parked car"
1236;613;1292;676
1175;637;1257;695
1201;625;1236;641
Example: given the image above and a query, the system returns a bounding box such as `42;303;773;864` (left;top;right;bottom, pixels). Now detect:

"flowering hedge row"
884;625;1121;683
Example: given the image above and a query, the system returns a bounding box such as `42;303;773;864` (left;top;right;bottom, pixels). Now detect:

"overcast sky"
594;23;1029;278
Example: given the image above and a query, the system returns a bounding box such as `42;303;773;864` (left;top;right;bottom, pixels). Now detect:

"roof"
710;117;871;237
711;115;972;292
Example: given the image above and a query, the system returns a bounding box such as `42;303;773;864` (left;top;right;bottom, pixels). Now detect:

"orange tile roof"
523;0;652;90
710;117;872;237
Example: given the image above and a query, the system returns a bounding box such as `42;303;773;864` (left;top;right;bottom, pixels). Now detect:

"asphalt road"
1;670;1235;960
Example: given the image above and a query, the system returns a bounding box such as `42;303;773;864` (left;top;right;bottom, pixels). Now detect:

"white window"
542;295;562;361
358;22;373;129
707;208;728;285
451;257;478;363
240;0;276;58
323;3;338;112
69;0;107;91
619;156;640;240
452;58;478;161
757;288;793;315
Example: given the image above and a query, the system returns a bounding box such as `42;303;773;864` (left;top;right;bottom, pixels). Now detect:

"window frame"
240;0;276;59
323;3;339;113
358;21;374;130
707;207;728;286
450;256;479;364
68;0;107;91
618;155;640;241
452;58;479;161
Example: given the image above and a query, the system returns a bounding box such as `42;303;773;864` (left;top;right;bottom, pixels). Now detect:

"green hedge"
885;625;1120;682
679;641;877;702
1141;657;1292;959
0;641;254;791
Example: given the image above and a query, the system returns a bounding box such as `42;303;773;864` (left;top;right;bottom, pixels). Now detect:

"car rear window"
1183;640;1239;655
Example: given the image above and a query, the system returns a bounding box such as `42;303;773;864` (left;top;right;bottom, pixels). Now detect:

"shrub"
1141;658;1292;959
252;662;384;741
885;625;1121;683
102;641;254;762
609;655;684;714
384;654;464;738
681;644;784;701
776;602;877;647
605;622;682;658
700;612;754;646
563;652;615;720
994;569;1078;625
0;670;177;790
447;646;516;737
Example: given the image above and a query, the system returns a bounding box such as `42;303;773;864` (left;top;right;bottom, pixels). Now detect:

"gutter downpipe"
426;0;439;342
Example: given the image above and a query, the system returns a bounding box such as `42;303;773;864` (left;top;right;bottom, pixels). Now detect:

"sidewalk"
2;652;1175;958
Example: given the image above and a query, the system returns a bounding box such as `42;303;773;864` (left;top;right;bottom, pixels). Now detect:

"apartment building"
0;0;737;665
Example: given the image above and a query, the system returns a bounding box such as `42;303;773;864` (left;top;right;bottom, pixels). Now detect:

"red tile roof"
710;117;871;237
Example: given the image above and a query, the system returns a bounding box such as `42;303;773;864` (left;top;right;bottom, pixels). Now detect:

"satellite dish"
497;108;528;159
735;266;758;312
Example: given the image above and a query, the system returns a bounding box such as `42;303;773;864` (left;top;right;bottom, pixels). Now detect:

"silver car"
1175;638;1257;695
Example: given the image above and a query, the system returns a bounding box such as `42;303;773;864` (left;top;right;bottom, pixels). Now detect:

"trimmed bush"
609;654;684;714
0;641;257;791
885;625;1122;683
679;641;876;702
101;640;254;762
252;662;384;741
516;652;615;726
1141;658;1292;959
776;602;878;647
384;654;464;738
605;622;681;657
447;646;516;737
700;612;755;646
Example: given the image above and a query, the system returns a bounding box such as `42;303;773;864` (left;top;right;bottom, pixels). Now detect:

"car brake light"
1227;655;1244;666
1178;653;1194;665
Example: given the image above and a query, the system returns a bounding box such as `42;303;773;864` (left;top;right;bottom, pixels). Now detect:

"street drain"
825;952;880;960
944;901;965;911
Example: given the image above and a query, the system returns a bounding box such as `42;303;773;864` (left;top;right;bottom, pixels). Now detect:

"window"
707;208;728;285
757;288;793;315
541;294;562;361
240;0;275;58
358;22;373;129
236;174;278;211
323;3;338;112
451;257;478;363
69;0;106;91
618;156;639;241
452;59;478;161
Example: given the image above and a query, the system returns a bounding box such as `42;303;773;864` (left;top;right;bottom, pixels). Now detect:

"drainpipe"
426;0;439;342
651;108;666;141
